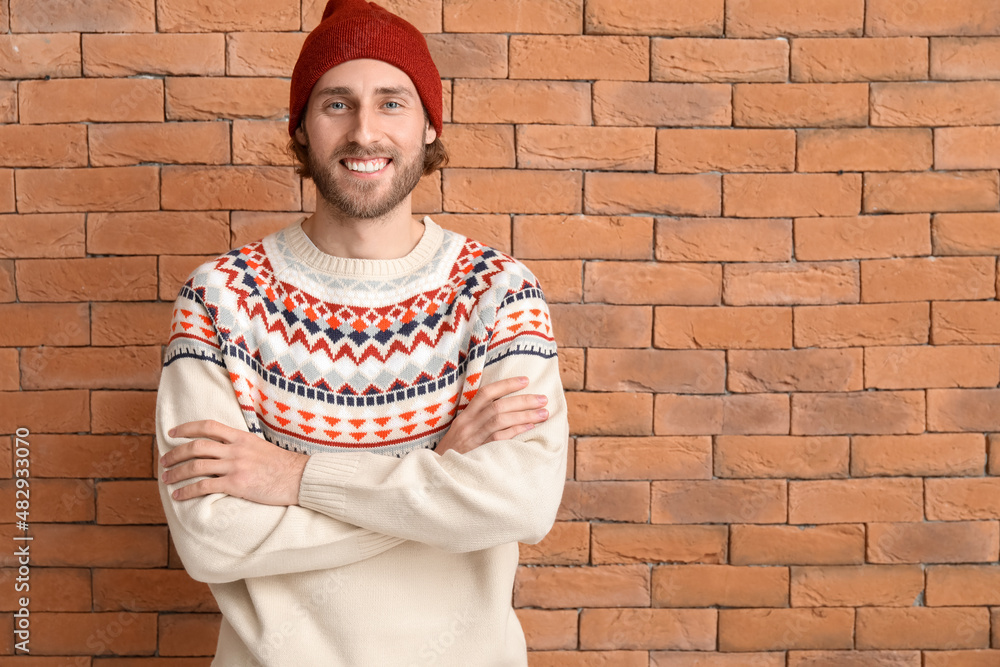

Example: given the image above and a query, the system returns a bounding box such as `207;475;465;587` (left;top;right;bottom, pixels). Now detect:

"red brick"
88;212;229;256
0;390;89;433
731;524;866;566
868;521;999;564
413;171;442;215
933;213;1000;255
724;262;859;306
791;37;928;82
440;123;514;169
166;77;288;120
580;608;716;650
158;0;299;31
16;166;158;213
91;303;172;348
0;477;94;522
931;37;1000;80
0;123;86;168
652;565;789;607
872;82;1000;126
656;217;792;262
656;129;795;174
517;610;576;651
867;0;1000;36
585;262;720;306
159;254;217;301
853;434;986;477
655;305;792;349
426;33;507;78
726;0;864;37
444;0;582;34
593;81;731;126
0;82;16;123
865;256;995;303
302;0;441;32
441;79;452;124
925;650;1000;667
652;480;786;524
933;302;1000;344
592;524;727;565
799;128;932;172
158;613;222;656
515;564;648;608
29;611;157;655
558;480;650;523
0;349;17;391
0;258;12;298
435;214;512;253
795;214;930;260
856;607;988;650
161;166;300;211
556;347;584;390
926;565;1000;606
789;478;923;523
585;173;720;216
444;169;581;215
655;393;789;436
0;33;80;78
587;349;724;393
31;434;152;478
83;33;225;76
791;565;923;607
719;608;854;651
791;391;925;435
90;122;230;167
21;346;160;390
230;212;305;248
929;388;1000;433
585;0;724;36
724;173;861;218
866;345;999;389
96;480;164;525
652;37;788;82
659;654;785;667
452;80;591;125
734;83;868;127
20;78;162;124
518;521;589;565
10;0;155;32
715;436;850;479
0;567;91;612
226;31;305;76
510;35;647;80
91;390;157;434
518;125;655;171
928;478;1000;523
94;567;214;611
514;215;652;260
0;213;85;258
18;256;157;302
866;171;1000;214
936;127;1000;170
522;260;581;303
575;437;711;481
0;303;89;346
566;391;652;436
795;302;929;348
729;349;863;392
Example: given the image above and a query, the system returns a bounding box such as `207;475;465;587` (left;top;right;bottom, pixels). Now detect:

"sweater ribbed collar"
282;215;443;278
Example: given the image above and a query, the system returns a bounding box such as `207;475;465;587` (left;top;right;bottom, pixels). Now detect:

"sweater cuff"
297;451;362;520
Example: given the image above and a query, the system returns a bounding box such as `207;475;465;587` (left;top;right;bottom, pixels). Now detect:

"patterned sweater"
155;216;569;667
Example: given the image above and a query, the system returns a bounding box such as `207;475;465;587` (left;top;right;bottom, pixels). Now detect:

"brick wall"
3;0;1000;663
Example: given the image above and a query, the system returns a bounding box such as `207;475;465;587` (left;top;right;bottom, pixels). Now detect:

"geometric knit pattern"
164;217;557;458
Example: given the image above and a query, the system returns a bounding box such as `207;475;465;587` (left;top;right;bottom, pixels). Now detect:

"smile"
342;158;390;173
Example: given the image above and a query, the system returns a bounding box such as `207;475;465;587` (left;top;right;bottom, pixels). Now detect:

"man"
154;0;569;665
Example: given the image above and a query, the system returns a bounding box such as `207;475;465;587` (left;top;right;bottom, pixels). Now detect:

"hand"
435;376;549;456
160;420;309;506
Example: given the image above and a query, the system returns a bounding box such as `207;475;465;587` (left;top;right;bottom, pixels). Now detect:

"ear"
424;118;436;145
295;123;307;146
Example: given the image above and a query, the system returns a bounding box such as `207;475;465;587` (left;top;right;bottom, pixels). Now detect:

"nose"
346;105;381;147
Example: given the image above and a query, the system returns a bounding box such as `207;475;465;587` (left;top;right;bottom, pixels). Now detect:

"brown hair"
288;112;448;180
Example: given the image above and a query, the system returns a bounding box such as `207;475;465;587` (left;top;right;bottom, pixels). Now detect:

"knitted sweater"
155;216;569;667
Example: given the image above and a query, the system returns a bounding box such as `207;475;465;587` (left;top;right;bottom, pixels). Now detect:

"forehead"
309;58;419;98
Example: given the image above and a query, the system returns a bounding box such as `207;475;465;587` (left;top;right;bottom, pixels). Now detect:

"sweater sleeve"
296;269;569;554
156;280;407;584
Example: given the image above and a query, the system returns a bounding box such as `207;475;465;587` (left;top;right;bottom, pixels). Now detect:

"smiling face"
295;58;437;221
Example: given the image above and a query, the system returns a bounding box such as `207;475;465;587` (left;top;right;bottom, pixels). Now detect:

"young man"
154;0;569;665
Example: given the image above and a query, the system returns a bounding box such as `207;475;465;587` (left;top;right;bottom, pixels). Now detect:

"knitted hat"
289;0;443;139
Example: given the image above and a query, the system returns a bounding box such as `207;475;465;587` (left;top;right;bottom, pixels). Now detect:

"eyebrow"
314;85;416;98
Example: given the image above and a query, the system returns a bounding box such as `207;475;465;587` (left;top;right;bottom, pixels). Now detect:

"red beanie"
288;0;443;139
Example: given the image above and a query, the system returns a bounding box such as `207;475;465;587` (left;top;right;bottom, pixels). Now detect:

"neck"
301;195;425;260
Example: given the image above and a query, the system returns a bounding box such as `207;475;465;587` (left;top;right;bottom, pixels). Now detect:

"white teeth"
344;158;388;173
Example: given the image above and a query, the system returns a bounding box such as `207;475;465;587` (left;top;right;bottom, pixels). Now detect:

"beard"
307;137;426;220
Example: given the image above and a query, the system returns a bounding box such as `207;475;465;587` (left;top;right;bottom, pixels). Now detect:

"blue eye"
385;101;400;109
329;101;346;109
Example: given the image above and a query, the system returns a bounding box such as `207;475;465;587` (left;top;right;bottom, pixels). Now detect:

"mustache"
331;143;400;161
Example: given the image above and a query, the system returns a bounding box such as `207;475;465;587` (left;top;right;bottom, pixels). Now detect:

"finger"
491;393;548;413
171;478;225;501
490;422;536;442
168;419;240;442
161;438;227;468
469;376;530;405
162;457;228;485
484;407;549;435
